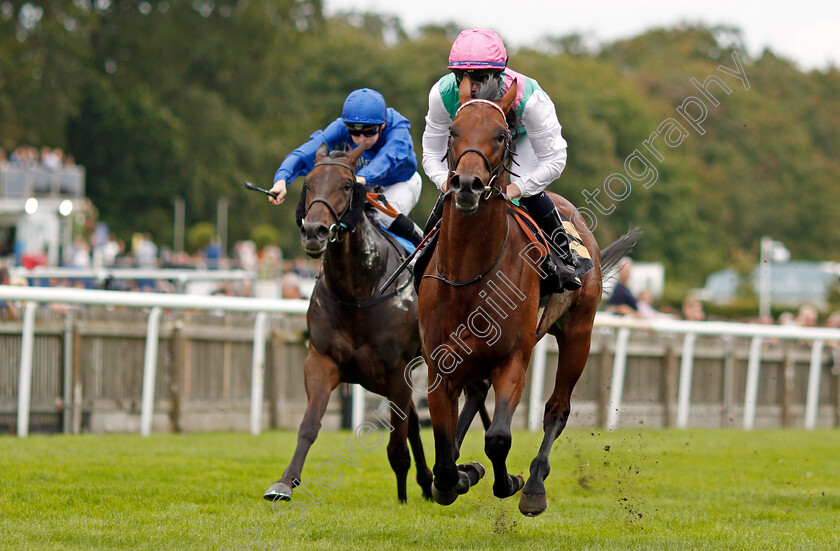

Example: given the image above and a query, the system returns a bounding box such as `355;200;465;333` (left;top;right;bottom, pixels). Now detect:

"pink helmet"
448;29;507;70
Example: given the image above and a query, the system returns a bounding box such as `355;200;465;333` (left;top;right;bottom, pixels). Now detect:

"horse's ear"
458;74;472;105
499;78;517;115
347;140;366;168
315;142;329;161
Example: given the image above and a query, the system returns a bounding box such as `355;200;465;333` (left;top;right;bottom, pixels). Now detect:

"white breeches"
369;171;422;227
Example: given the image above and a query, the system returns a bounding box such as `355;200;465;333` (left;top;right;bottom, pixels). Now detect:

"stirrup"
550;259;581;291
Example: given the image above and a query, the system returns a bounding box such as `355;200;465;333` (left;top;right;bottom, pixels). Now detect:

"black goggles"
452;69;500;85
346;125;381;137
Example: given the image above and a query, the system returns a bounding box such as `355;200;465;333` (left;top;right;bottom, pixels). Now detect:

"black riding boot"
387;214;424;247
538;208;582;292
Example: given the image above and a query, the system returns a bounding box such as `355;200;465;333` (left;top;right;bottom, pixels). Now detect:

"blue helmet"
342;88;386;126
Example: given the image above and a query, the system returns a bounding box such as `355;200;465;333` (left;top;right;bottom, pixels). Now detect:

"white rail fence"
1;285;307;438
13;267;257;293
586;314;840;432
2;285;839;438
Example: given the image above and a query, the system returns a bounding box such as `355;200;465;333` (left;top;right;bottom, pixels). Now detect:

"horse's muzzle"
449;173;484;214
300;221;328;257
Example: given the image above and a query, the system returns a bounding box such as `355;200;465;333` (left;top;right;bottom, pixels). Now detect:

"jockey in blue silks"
269;88;424;245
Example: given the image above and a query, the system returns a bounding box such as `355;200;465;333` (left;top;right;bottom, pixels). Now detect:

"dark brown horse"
418;77;637;516
264;143;433;503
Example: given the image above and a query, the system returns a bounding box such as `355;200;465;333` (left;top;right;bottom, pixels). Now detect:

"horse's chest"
311;320;403;369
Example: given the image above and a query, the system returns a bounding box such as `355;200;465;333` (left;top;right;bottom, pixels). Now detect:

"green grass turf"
1;428;839;550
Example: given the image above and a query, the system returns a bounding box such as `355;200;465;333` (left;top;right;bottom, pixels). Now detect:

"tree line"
2;1;838;286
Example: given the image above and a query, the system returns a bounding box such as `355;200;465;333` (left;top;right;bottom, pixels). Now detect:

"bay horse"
264;143;433;503
418;77;637;515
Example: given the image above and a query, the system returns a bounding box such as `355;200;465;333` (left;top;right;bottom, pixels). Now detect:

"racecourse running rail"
2;285;838;438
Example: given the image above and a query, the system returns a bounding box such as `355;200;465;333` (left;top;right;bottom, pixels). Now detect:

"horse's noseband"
445;99;515;200
302;159;356;243
448;146;507;200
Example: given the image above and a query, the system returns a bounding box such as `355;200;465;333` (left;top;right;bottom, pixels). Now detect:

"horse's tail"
600;227;642;283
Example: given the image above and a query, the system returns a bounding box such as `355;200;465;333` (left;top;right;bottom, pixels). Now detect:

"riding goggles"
346;124;381;137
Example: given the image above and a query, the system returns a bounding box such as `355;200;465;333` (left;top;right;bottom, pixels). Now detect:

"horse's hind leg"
407;401;434;499
455;380;491;449
519;325;591;516
264;349;339;501
485;359;527;499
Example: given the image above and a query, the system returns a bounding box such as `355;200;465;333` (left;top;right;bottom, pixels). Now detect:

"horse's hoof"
455;461;486;494
494;474;525;499
457;461;486;481
263;480;293;502
518;492;547;517
431;481;459;506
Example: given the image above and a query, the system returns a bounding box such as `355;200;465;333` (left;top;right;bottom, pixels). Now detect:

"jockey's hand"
268;180;287;205
505;183;522;199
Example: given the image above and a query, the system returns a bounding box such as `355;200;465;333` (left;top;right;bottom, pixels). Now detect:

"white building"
0;162;86;267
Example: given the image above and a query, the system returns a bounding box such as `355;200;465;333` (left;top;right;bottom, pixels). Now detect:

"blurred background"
1;0;838;318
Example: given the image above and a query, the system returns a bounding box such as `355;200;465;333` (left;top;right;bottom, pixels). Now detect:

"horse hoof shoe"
512;474;525;493
518;492;547;517
457;461;486;481
263;481;293;502
431;481;459;506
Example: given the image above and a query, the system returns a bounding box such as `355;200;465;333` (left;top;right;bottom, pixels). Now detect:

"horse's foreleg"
428;375;481;505
264;350;339;501
486;358;527;500
455;380;491;449
520;327;591;516
407;401;434;499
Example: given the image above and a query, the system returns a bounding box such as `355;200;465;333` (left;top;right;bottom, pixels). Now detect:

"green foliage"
186;221;215;252
250;223;281;250
2;7;838;288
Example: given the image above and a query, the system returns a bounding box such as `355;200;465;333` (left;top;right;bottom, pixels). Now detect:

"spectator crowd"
1;145;76;170
606;256;840;330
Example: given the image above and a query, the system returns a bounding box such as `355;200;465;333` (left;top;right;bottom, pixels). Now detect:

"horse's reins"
424;99;517;287
423;215;510;287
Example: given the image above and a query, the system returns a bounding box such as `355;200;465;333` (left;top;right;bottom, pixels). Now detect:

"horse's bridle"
444;99;516;200
302;159;357;242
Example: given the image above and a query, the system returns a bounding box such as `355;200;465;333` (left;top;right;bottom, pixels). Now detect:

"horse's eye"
344;180;354;190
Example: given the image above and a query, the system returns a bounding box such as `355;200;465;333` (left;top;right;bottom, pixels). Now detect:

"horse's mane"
472;79;522;140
